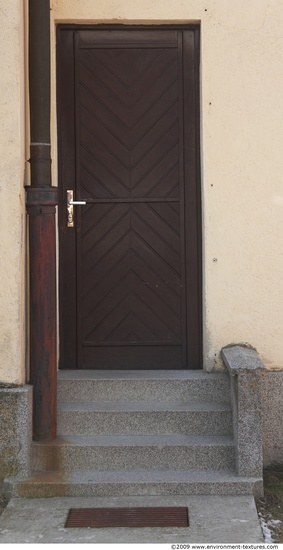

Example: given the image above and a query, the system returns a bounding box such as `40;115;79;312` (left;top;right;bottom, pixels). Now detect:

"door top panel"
77;29;179;48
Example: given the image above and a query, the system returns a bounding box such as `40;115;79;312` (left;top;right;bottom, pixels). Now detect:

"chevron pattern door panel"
58;28;201;369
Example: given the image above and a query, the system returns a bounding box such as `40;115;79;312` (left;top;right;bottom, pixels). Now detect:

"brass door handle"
67;190;86;227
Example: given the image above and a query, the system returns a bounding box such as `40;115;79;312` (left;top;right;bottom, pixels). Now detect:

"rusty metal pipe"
27;0;57;440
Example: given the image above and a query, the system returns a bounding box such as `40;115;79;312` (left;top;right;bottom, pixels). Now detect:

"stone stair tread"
32;434;233;447
57;400;231;412
17;469;256;484
12;469;262;498
58;370;228;381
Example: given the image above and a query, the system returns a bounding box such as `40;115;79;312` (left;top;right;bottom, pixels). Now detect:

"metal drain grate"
65;506;189;528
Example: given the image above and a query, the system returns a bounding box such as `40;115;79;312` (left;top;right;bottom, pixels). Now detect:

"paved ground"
0;495;263;543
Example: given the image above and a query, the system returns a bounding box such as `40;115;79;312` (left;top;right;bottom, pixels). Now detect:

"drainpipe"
26;0;57;440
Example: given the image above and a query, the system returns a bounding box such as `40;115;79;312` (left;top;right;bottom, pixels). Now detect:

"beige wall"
0;0;26;384
1;0;283;383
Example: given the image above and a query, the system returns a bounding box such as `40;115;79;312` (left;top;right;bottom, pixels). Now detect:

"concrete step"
10;469;263;498
5;370;263;501
31;435;235;472
57;400;232;436
57;370;230;403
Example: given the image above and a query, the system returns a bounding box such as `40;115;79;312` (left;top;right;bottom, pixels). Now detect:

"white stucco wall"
0;0;25;384
50;0;283;371
1;0;283;383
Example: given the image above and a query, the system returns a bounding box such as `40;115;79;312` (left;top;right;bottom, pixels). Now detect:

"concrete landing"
0;495;263;543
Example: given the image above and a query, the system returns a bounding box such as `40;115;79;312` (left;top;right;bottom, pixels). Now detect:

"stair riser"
13;480;262;499
57;410;232;436
57;378;230;403
32;445;235;472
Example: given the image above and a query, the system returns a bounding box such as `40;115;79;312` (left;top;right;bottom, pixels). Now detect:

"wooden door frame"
56;24;202;369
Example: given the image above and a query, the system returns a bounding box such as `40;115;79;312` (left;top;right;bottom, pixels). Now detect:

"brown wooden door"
57;26;201;369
